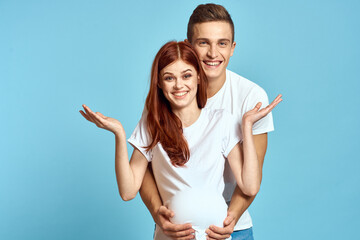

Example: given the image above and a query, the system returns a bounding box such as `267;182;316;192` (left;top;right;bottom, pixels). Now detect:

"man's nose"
207;44;218;58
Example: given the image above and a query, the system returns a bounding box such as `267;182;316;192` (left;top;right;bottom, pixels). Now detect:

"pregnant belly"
167;187;228;230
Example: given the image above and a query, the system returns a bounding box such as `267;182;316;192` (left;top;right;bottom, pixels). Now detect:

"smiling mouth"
203;61;222;67
173;92;188;97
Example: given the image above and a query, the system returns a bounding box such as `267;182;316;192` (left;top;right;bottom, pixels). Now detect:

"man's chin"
204;69;224;81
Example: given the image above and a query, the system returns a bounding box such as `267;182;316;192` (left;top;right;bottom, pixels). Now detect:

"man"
138;4;274;240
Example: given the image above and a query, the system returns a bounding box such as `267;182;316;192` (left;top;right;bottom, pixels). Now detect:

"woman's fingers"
243;94;283;124
82;104;92;114
80;105;124;135
96;112;106;118
91;111;105;123
258;94;283;114
272;94;282;103
248;102;262;114
82;105;96;122
79;110;93;122
83;106;101;125
80;107;98;124
82;105;105;128
254;102;262;111
265;94;283;112
271;94;283;106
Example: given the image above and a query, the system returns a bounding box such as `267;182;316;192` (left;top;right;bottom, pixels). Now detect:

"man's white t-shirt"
129;108;241;240
206;69;274;231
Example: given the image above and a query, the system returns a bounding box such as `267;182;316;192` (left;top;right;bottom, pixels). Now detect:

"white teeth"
205;61;221;66
174;92;187;96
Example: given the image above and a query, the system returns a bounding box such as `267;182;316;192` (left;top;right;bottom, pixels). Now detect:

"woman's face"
159;59;199;111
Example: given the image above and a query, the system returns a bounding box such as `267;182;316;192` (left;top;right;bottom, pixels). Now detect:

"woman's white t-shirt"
128;108;241;240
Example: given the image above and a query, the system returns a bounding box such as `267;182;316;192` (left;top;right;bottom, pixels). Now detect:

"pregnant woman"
80;41;282;240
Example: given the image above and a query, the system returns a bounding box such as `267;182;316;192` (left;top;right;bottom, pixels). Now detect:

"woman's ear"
197;75;200;84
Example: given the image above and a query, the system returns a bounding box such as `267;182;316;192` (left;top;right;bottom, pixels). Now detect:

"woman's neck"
172;101;202;128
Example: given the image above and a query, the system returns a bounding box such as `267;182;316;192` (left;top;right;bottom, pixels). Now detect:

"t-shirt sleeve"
127;109;152;162
243;86;274;135
222;111;242;158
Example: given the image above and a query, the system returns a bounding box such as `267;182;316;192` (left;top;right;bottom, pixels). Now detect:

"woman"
80;41;282;240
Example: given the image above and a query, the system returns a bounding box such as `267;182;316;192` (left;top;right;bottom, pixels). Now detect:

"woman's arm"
116;138;148;201
227;94;282;197
227;142;259;197
80;105;148;201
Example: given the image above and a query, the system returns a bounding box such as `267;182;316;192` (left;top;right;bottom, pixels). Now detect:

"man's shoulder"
226;69;267;97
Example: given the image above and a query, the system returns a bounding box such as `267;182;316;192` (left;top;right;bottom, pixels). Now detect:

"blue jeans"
231;227;254;240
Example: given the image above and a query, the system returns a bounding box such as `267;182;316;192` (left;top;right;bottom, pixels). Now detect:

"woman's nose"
174;79;184;89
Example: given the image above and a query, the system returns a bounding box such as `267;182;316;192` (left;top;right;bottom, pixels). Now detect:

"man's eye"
219;42;227;46
199;41;207;45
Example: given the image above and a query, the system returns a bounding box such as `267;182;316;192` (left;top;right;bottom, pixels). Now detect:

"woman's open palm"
80;105;125;136
243;94;282;125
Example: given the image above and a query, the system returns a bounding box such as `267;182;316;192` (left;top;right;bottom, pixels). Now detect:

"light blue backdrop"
1;0;359;239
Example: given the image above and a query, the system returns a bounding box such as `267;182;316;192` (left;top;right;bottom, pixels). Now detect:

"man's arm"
139;166;162;221
139;165;195;240
206;133;268;240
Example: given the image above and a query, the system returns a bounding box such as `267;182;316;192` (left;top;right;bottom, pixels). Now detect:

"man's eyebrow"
195;38;231;42
218;39;231;42
195;38;209;41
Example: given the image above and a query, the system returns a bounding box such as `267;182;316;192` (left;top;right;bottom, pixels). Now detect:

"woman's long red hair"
145;41;208;167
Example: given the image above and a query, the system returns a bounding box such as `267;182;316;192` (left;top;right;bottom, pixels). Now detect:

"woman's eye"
164;76;173;81
184;74;192;79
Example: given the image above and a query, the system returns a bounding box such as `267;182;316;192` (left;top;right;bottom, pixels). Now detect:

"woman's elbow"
243;185;260;197
119;191;136;201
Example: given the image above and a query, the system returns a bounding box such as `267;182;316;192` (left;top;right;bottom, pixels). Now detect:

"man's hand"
156;206;195;240
205;213;236;240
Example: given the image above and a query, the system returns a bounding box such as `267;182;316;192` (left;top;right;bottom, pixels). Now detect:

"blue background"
1;0;359;239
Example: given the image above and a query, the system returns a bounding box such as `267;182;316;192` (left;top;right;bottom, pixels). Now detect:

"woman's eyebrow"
181;69;192;73
162;72;174;76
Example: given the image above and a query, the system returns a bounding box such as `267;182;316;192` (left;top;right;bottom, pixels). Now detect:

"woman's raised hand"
80;105;125;136
242;94;283;126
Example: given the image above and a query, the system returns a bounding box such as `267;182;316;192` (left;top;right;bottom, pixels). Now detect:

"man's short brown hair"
187;3;235;43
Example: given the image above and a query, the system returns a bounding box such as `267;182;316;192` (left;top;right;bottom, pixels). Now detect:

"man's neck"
206;72;226;98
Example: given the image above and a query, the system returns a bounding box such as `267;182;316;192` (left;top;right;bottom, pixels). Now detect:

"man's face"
190;21;236;83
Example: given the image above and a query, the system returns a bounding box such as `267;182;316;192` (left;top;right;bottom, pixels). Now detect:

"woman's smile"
173;91;189;98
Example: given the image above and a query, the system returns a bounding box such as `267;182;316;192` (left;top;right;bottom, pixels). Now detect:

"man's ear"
230;41;236;57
